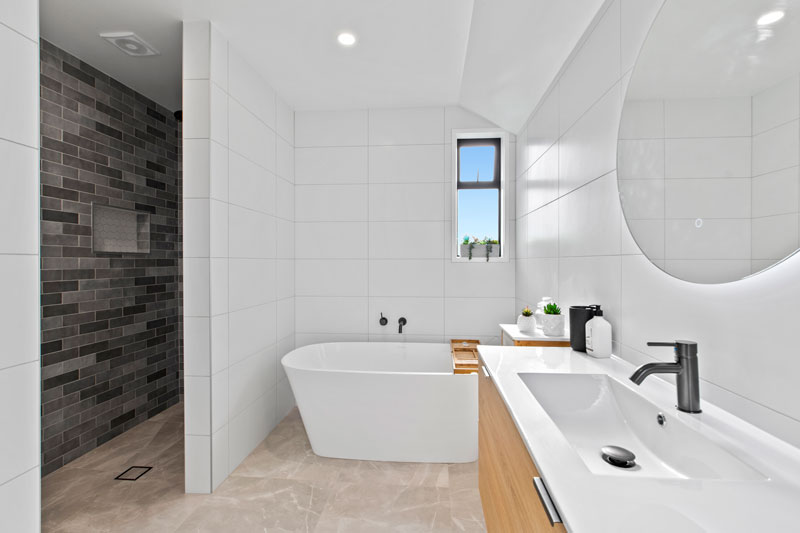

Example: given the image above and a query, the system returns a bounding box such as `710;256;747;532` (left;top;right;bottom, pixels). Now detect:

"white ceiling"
40;0;604;131
628;0;800;100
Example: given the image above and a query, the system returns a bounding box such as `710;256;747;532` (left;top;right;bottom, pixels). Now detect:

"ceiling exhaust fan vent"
100;32;160;57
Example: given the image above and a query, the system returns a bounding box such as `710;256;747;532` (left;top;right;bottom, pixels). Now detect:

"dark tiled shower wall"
39;40;183;475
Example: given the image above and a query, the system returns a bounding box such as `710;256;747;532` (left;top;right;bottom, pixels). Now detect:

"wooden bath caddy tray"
451;339;480;374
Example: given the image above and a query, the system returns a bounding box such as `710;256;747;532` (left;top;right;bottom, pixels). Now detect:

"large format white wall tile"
276;97;294;143
369;221;444;259
185;435;211;493
229;303;277;365
558;255;622;331
229;259;276;311
526;143;559;212
369;107;444;145
0;362;38;483
229;151;275;214
445;261;515;298
0;140;37;254
295;297;368;334
617;139;664;180
618;99;663;139
295;259;368;296
0;466;39;532
368;297;444;335
0;24;37;147
229;207;276;259
752;167;800;218
664;97;751;138
664;178;750;219
369;260;444;297
295;184;368;221
527;201;559;258
0;0;37;41
752;214;799;260
752;120;800;176
229;99;276;171
665;219;750;260
559;84;621;195
559;172;621;256
228;48;276;129
295;110;368;147
753;74;800;135
444;297;515;337
369;145;444;183
526;89;559;170
295;222;367;259
665;137;751;179
0;256;37;370
369;183;444;221
295;147;368;184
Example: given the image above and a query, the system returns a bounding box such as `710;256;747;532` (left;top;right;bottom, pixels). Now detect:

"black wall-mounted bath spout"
398;317;407;333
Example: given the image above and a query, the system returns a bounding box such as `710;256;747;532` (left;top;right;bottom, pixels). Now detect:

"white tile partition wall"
516;0;800;447
294;106;516;346
183;21;295;493
0;1;40;531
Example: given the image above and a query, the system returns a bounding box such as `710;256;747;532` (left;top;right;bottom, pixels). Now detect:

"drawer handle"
533;477;562;525
481;366;490;378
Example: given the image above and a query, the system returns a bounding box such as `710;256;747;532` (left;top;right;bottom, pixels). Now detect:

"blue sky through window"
458;189;498;242
459;145;495;182
458;144;499;243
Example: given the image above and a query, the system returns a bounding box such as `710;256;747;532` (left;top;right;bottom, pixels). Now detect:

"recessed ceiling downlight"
757;10;785;26
337;32;357;46
100;32;160;57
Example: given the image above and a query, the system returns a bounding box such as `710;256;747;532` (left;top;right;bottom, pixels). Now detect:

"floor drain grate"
115;466;152;481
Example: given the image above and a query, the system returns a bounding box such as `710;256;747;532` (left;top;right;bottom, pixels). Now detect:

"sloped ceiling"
459;0;607;132
40;0;605;130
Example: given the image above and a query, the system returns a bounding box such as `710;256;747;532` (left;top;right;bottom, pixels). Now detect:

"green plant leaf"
543;302;561;315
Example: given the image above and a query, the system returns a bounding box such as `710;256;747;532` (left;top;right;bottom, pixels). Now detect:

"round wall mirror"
618;0;800;283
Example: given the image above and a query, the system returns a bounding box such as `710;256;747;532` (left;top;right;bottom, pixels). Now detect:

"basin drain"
601;445;636;468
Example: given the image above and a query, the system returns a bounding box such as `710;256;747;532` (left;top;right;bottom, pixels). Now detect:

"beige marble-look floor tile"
316;483;452;532
42;404;486;533
336;460;450;489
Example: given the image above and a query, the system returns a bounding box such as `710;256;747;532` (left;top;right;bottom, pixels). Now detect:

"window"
452;132;506;261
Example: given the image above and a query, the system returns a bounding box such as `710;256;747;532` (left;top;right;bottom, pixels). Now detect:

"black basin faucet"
398;317;407;333
630;340;701;413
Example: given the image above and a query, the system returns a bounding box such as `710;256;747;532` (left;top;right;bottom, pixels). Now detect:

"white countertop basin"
478;345;800;532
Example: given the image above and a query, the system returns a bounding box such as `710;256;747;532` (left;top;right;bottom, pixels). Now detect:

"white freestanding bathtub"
281;342;478;463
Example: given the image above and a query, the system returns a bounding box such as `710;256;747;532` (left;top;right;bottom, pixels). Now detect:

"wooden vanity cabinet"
478;366;566;533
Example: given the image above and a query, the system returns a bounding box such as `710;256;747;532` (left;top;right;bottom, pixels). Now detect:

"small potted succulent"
460;235;500;261
540;302;565;337
517;306;535;333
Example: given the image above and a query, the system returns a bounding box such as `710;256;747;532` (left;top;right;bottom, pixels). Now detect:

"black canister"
569;305;596;352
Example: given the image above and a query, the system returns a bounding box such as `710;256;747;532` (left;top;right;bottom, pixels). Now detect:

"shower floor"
41;403;485;532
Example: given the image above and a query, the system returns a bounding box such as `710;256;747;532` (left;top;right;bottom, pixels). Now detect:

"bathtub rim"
281;341;456;376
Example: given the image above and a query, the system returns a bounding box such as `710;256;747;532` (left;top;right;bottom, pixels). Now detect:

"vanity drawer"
479;366;566;532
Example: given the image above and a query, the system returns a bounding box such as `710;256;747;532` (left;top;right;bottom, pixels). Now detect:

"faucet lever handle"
647;341;676;347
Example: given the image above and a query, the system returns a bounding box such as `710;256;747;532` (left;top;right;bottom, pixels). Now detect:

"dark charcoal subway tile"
40;40;182;473
42;370;79;391
42;210;79;224
62;61;95;86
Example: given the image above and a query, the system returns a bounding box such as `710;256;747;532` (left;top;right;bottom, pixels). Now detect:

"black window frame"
456;137;502;254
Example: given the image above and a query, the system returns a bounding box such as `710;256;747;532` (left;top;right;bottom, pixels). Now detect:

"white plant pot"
460;243;500;260
540;314;565;337
517;314;535;333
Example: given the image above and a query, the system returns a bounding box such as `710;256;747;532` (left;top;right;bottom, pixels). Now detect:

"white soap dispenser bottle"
585;306;611;358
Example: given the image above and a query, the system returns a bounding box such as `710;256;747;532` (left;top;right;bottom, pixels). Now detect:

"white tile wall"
0;3;39;529
182;21;295;493
515;0;800;448
293;105;515;346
